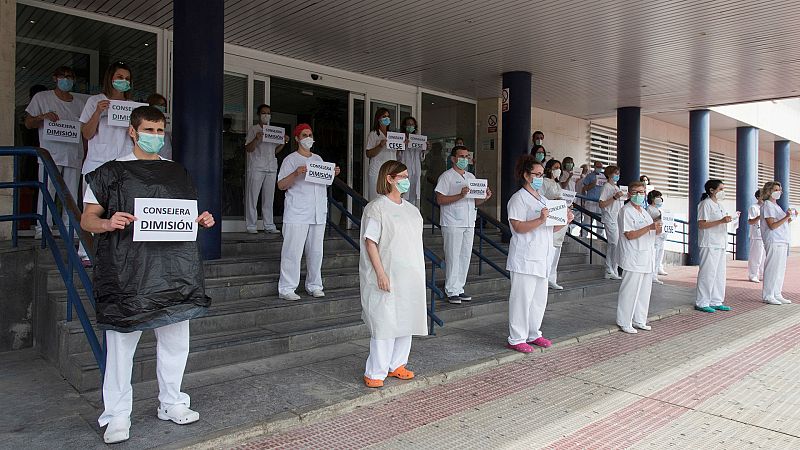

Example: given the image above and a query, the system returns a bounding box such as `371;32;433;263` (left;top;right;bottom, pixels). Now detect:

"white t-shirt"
697;198;728;249
599;183;623;225
761;201;790;245
79;94;134;175
506;188;553;277
245;124;280;172
83;152;168;204
435;168;477;227
25;90;87;168
277;151;328;224
366;131;394;177
748;204;762;241
618;203;655;273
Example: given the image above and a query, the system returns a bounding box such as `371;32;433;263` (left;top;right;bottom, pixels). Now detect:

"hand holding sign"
262;125;286;145
108;100;149;127
466;179;489;199
305;161;336;185
386;132;406;152
545;200;568;226
408;134;427;151
133;198;199;242
561;190;577;205
44;119;81;143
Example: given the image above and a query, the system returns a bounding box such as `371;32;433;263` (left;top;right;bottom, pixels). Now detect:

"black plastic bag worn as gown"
86;159;211;332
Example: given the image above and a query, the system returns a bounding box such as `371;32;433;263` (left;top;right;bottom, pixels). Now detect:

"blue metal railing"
2;147;105;373
327;178;445;334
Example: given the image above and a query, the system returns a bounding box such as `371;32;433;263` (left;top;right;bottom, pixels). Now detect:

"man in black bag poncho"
81;106;214;444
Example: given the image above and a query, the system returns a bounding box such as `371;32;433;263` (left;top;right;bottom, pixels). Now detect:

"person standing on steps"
366;108;394;201
244;104;288;234
598;165;624;279
360;160;428;388
695;179;733;313
616;181;661;334
81;106;214;444
276;124;340;300
646;190;668;285
747;189;765;283
542;158;567;290
581;161;605;238
435;145;493;305
506;155;573;353
397;116;428;207
760;181;794;305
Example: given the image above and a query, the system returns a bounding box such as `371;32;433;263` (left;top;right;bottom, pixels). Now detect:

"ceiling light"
29;20;36;24
144;43;149;46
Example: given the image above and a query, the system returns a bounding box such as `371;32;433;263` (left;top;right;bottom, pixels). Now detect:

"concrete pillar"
688;110;710;265
616;107;641;185
735;126;758;261
0;0;16;239
774;140;791;210
500;72;531;239
173;0;224;260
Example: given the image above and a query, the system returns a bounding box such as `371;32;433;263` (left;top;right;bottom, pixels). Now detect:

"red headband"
293;123;312;138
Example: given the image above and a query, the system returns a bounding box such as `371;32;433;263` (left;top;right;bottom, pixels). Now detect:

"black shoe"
447;296;462;304
458;293;472;301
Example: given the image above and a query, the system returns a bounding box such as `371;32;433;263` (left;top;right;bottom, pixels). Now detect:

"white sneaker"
246;229;258;234
157;404;199;425
279;292;301;301
619;325;638;334
264;228;281;234
548;281;564;290
633;323;652;331
658;269;668;276
604;272;622;280
307;289;325;298
778;297;792;304
103;417;131;444
34;228;42;240
764;297;782;305
653;278;664;285
749;277;760;283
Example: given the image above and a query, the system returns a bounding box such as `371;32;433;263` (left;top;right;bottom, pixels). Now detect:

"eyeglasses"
393;174;409;180
528;172;544;178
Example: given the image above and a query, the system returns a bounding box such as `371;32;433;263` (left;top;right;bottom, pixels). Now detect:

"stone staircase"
38;229;619;392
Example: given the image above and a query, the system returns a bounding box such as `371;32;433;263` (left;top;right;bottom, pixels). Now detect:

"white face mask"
772;191;782;200
715;190;726;201
552;169;561;180
534;139;543;146
260;113;271;124
299;136;314;149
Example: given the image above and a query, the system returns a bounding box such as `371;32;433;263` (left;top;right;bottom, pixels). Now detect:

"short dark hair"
451;145;469;157
256;104;271;114
130;106;166;129
754;189;762;200
647;190;663;204
53;66;74;78
147;93;167;105
533;130;544;139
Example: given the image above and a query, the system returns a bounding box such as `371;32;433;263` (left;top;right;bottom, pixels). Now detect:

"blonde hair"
376;160;408;195
760;181;782;201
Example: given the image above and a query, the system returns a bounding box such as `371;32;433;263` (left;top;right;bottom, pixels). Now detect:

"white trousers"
548;246;563;284
98;320;191;426
652;238;665;280
762;243;788;301
245;170;277;231
442;226;474;297
364;336;412;380
617;270;653;328
508;271;549;345
37;162;80;231
696;247;727;307
278;223;325;295
368;172;379;201
748;239;766;280
604;223;619;275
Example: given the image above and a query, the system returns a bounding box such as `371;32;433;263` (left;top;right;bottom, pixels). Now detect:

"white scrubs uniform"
277;151;329;295
244;124;280;232
435;168;477;298
397;135;426;206
616;203;655;328
506;188;554;345
761;201;791;303
747;203;765;281
542;178;568;285
696;198;729;308
360;195;428;380
366;130;394;201
599;182;623;275
646;204;666;280
26;90;86;232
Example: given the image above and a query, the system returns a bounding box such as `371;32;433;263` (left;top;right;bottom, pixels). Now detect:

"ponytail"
700;179;723;202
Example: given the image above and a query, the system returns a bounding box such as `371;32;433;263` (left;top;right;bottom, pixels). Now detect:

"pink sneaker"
528;337;552;348
506;342;534;353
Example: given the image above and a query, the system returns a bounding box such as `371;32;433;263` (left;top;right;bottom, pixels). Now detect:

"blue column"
616;107;641;185
501;72;531;238
688;110;710;266
774;140;791;210
173;0;223;260
735;126;758;261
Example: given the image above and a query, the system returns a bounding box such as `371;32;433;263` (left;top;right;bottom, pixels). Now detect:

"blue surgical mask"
655;198;664;208
57;78;74;92
380;117;391;127
594;168;601;174
631;193;646;206
530;177;543;191
405;125;416;133
396;178;410;194
112;79;131;92
612;174;620;182
535;152;545;162
455;157;469;170
136;132;165;154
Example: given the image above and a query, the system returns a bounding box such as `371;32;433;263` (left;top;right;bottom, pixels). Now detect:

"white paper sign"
561;190;577;205
262;125;286;145
545;200;569;227
660;210;676;235
305;161;336;185
133;198;198;242
164;112;172;132
407;134;427;151
618;185;629;195
43;119;81;143
595;174;607;186
386;131;406;152
108;100;149;127
729;211;742;231
466;179;488;199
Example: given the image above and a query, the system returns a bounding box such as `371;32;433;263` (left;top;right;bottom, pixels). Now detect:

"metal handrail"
672;216;737;258
1;146;105;373
327;178;445;334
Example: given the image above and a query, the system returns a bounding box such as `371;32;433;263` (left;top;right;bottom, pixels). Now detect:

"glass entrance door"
363;99;413;196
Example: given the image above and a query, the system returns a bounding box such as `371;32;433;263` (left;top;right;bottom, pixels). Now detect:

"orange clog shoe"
387;365;415;380
363;376;384;388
